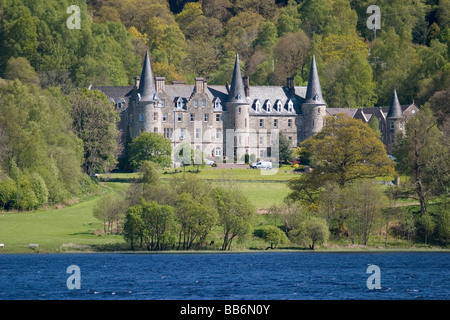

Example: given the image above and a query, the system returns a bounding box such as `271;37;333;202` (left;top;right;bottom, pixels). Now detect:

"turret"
129;50;158;138
386;89;404;151
226;54;250;160
301;55;326;139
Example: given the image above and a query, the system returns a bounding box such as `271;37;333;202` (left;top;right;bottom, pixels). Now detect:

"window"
288;100;294;113
177;113;182;122
215;147;222;157
204;114;209;122
318;108;321;115
202;100;206;108
255;101;261;113
190;114;194;122
267;103;271;113
140;113;144;121
215;114;220;122
194;100;198;108
259;149;265;158
164;128;173;139
177;100;182;109
274;119;278;128
390;121;395;130
154;127;158;133
153;112;158;121
214;100;220;110
276;101;282;112
195;128;201;139
216;129;221;140
160;100;165;107
180;128;185;140
259;136;265;146
259;119;264;128
288;119;292;127
162;113;167;122
238;107;241;114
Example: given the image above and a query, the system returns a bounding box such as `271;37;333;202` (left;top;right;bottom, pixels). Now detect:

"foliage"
294;114;396;188
93;193;127;234
0;80;85;209
212;186;256;250
262;225;288;249
127;132;172;170
124;199;177;250
70;89;121;176
394;106;450;213
288;216;330;250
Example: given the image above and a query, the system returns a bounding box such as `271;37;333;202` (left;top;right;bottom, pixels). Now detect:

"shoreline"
2;246;449;254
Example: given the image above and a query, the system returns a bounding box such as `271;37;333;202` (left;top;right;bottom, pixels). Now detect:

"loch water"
0;252;448;300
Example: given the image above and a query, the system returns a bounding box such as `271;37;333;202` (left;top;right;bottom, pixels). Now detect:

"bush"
0;177;17;210
16;174;39;210
30;173;49;207
262;225;288;249
289;216;330;250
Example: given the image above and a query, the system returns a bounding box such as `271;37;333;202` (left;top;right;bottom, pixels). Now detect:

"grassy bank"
1;168;447;253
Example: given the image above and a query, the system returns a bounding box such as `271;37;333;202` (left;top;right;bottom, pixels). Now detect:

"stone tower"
129;50;158;139
226;54;250;160
301;55;326;139
386;89;404;153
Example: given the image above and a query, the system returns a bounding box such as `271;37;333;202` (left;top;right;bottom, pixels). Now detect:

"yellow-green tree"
292;114;396;189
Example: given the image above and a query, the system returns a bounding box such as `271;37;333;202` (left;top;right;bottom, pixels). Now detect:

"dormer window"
313;94;319;101
176;98;183;109
288;100;294;113
265;100;271;113
255;100;261;113
214;98;221;110
276;100;283;113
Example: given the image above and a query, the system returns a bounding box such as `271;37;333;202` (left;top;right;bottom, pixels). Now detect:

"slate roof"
227;54;247;104
138;50;156;102
386;89;403;119
304;55;325;105
90;85;133;106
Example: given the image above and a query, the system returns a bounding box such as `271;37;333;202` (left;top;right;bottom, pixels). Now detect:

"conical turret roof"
138;50;156;102
227;54;247;104
387;89;402;119
304;55;325;105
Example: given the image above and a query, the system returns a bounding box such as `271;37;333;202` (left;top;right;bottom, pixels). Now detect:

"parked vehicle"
250;161;272;169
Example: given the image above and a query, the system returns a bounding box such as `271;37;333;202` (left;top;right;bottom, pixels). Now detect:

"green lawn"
0;194;125;253
234;181;290;210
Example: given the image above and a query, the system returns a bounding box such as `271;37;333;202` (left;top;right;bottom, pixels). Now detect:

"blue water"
0;252;448;300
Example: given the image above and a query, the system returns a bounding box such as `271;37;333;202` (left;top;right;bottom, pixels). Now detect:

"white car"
250;161;272;169
205;159;215;165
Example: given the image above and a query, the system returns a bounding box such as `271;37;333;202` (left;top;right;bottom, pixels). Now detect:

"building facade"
92;51;418;163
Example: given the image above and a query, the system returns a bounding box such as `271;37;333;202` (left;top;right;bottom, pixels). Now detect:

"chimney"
287;77;295;97
243;76;250;97
134;76;140;89
156;77;165;91
203;78;208;94
195;77;205;94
